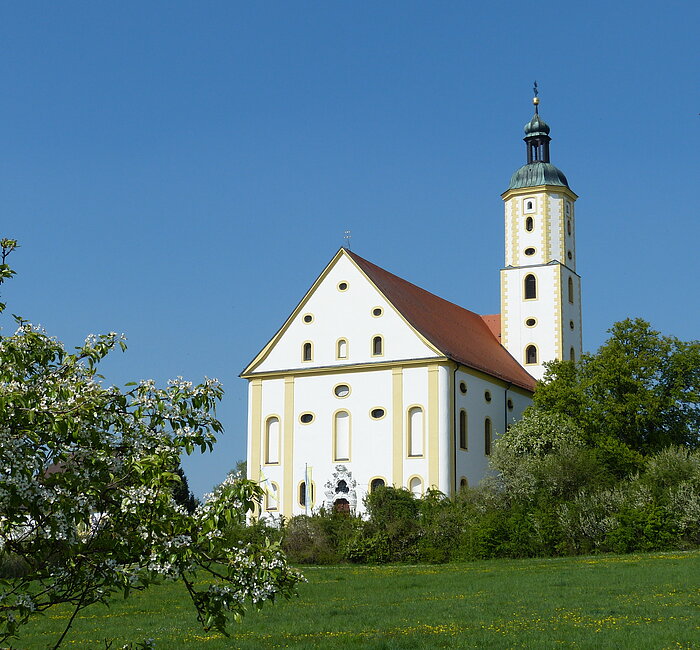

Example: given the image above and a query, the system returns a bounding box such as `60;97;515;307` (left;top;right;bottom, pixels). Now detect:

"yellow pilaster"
249;379;262;483
392;366;403;488
428;364;440;489
283;376;295;516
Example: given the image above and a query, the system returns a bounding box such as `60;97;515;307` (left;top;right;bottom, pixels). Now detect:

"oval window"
507;399;514;410
338;282;348;291
484;391;492;403
526;318;536;327
334;384;350;398
370;408;385;419
459;381;467;394
567;251;573;260
303;314;313;323
372;307;383;317
570;320;575;330
300;413;314;424
525;216;534;232
525;247;535;256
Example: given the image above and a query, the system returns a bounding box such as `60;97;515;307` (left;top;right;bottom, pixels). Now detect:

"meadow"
16;550;700;649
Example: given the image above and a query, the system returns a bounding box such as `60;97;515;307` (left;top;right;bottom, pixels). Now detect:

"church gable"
242;249;441;375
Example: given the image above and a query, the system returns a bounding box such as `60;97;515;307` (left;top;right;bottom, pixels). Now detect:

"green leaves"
0;240;302;647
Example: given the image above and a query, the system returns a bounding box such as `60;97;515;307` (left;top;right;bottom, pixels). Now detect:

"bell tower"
500;87;582;380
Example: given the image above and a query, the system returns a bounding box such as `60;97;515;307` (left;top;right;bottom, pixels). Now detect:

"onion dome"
524;113;550;137
508;161;569;190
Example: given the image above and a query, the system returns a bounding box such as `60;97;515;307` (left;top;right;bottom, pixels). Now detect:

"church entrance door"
334;498;350;514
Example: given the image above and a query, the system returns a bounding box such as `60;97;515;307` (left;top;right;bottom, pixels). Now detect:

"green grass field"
16;550;700;649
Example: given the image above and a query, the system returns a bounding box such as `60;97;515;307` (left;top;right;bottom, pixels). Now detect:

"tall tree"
0;240;302;648
535;318;700;455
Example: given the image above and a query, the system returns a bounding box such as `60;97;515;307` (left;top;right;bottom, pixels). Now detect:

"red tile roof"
346;250;536;392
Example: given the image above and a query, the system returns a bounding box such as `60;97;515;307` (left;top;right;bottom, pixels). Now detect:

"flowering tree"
0;240;302;648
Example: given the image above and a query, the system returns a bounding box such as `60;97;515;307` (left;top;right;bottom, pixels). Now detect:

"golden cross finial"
533;80;540;113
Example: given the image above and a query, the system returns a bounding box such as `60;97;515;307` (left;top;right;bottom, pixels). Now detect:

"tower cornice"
501;184;578;201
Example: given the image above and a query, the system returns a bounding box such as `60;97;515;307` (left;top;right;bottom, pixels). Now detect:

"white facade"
243;100;582;517
500;187;582;379
243;250;533;518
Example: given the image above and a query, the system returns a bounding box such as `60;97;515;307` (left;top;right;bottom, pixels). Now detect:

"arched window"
265;482;279;511
524;274;537;300
334;410;350;461
525;216;534;232
568;277;574;303
459;409;468;450
567;219;572;235
302;341;312;362
407;406;424;457
484;418;492;456
525;345;538;365
570;347;576;361
299;481;314;507
524;199;534;212
459;477;468;491
370;477;385;492
372;335;383;356
265;416;280;464
408;476;422;497
336;338;348;360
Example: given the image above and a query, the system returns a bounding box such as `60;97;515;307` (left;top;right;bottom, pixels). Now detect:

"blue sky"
1;2;698;497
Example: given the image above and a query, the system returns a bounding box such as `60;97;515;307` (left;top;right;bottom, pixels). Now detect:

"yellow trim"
243;355;448;379
242;248;348;375
335;337;349;360
249;379;262;483
333;382;351;399
459;364;533;397
265;481;280;511
301;340;313;363
406;404;425;458
554;264;563;360
332;409;352;462
406;474;424;497
502;184;578;201
298;411;315;425
371;334;384;357
543;192;551;262
263;414;282;465
368;475;387;492
297;480;316;508
428;365;439;489
369;406;387;420
283;376;295;515
392;367;404;488
500;269;508;349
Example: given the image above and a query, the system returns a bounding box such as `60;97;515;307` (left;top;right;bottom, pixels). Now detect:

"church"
242;94;582;517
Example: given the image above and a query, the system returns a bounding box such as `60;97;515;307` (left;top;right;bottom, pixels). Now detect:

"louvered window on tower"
526;345;538;365
524;274;537;299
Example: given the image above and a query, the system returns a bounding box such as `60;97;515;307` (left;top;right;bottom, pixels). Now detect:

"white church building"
242;95;582;517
